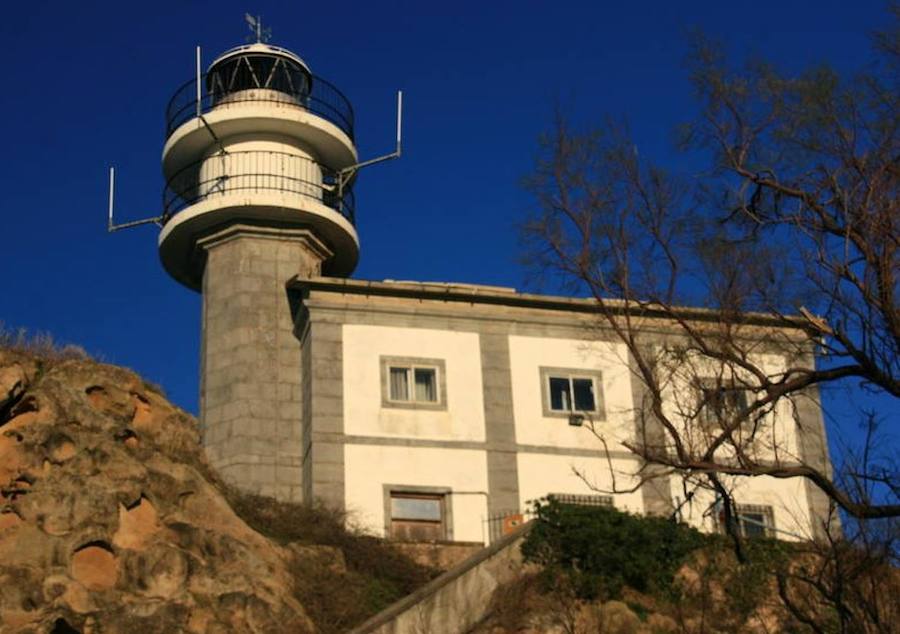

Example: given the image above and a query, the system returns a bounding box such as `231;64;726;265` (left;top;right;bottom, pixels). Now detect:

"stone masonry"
198;223;332;501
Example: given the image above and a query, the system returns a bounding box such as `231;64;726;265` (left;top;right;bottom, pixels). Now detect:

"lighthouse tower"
157;30;358;500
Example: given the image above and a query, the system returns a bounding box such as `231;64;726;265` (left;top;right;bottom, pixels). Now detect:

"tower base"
197;223;332;501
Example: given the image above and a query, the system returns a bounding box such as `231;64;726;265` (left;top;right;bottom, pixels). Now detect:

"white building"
287;277;831;543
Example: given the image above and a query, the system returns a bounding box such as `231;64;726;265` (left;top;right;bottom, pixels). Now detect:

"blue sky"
0;0;892;474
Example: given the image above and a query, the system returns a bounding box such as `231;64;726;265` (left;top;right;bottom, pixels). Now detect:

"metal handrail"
164;71;355;140
162;150;355;224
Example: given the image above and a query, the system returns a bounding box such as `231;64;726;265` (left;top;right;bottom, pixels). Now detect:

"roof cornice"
286;276;812;332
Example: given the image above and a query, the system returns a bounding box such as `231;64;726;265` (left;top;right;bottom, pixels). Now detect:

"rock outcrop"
0;350;316;633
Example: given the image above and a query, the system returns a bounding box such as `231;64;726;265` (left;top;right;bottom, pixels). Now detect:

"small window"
736;504;774;538
389;492;446;541
389;365;438;403
540;368;604;418
549;377;596;412
697;380;750;427
718;503;775;538
381;357;447;410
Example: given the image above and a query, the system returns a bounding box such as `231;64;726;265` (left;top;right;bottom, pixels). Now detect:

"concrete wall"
508;335;635;451
673;473;814;540
517;452;644;514
343;325;485;441
344;444;489;542
658;349;804;460
350;525;531;634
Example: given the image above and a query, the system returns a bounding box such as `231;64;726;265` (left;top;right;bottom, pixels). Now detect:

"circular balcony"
165;70;354;142
162;149;355;224
158;149;359;289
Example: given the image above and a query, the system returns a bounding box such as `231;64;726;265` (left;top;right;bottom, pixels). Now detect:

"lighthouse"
157;26;360;500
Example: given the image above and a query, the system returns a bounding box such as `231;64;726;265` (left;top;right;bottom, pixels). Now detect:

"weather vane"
245;14;272;43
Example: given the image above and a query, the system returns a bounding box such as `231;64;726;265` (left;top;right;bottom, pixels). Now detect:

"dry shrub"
0;324;89;365
483;571;582;634
225;490;439;633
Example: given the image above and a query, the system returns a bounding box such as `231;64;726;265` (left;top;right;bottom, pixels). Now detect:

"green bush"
521;498;706;600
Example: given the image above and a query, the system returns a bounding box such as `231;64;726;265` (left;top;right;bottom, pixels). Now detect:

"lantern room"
206;43;313;108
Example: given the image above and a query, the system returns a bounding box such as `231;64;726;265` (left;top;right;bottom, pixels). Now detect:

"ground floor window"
717;503;775;538
735;504;775;538
388;490;448;541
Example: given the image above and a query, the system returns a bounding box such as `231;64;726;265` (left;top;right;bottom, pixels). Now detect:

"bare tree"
522;7;899;539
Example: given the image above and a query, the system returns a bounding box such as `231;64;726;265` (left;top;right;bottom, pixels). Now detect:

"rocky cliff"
0;349;319;633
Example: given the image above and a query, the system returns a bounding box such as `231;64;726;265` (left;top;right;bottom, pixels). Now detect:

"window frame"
380;356;447;411
383;484;453;541
735;503;775;539
539;367;606;420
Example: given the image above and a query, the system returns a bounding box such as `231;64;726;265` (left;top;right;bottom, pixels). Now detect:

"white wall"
517;452;645;514
659;349;804;461
508;335;634;450
339;325;818;542
342;324;485;441
344;444;489;542
671;474;813;541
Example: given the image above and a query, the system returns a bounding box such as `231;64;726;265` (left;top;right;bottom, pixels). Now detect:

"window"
384;487;452;541
380;357;447;410
697;380;750;427
735;504;775;538
540;367;605;419
717;503;775;538
389;366;437;402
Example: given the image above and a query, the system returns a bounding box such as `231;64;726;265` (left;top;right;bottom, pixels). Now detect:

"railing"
162;150;355;225
164;71;354;140
483;495;613;544
484;509;534;544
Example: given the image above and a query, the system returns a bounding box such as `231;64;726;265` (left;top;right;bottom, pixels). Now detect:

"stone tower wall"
198;224;331;501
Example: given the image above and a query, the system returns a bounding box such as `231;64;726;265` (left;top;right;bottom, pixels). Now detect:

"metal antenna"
337;90;403;199
245;13;272;43
193;45;228;156
106;167;165;232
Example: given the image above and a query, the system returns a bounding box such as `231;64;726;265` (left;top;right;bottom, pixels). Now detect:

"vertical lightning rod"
107;167;115;231
396;90;403;156
196;46;202;118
